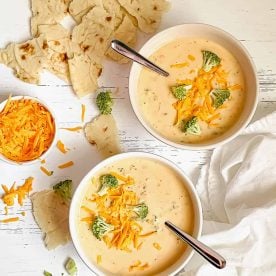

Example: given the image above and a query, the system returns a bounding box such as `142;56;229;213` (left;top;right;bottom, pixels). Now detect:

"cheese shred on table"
56;140;68;154
58;161;74;169
0;97;55;162
1;177;33;207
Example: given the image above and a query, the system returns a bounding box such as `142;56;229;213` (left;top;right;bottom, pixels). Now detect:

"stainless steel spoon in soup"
111;40;170;77
165;221;226;269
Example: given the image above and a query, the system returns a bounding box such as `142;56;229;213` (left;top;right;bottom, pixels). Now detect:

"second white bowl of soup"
69;152;202;275
129;24;258;149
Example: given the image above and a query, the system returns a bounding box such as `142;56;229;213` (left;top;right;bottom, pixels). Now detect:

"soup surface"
138;38;245;144
76;157;194;275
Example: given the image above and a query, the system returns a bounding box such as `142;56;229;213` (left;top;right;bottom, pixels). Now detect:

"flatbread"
69;6;115;96
31;0;71;36
117;0;170;33
68;53;102;97
0;36;47;84
69;0;103;23
105;12;137;63
31;190;71;250
69;0;137;63
84;114;121;158
37;24;72;83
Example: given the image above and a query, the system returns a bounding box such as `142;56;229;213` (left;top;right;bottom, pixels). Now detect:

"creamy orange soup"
76;158;194;275
138;38;245;144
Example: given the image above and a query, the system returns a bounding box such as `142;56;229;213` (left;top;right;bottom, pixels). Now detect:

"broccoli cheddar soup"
76;158;195;275
138;38;246;144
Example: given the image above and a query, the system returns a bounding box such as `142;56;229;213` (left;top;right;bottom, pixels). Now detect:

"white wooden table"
0;0;275;275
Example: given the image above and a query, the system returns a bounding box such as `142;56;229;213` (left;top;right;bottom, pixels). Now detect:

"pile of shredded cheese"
0;97;55;162
81;172;155;253
172;64;241;127
1;177;33;223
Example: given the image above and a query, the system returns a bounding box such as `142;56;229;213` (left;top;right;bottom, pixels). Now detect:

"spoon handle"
111;40;169;77
165;221;226;269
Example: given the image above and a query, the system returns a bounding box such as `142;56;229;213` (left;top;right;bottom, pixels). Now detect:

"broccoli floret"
170;84;192;100
211;89;230;108
183;117;201;135
43;271;52;276
91;216;114;240
129;203;149;219
202;50;221;72
65;257;77;276
53;180;72;202
97;174;118;196
96;91;113;115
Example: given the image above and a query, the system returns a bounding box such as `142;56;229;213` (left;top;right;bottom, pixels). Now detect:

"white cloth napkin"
182;112;276;276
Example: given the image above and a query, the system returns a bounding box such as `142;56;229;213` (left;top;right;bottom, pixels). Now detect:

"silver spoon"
165;221;226;269
110;40;169;77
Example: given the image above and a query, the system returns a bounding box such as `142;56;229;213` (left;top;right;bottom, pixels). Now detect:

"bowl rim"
69;151;203;276
0;95;58;165
128;23;259;150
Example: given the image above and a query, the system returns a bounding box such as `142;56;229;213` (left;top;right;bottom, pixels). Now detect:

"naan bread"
116;0;170;33
31;190;71;250
37;24;72;83
84;114;121;157
31;0;71;36
0;36;47;84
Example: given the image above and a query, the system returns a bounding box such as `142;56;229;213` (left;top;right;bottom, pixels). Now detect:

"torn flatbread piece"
117;0;170;33
105;13;137;63
68;53;102;97
85;114;121;158
69;0;103;24
31;0;71;36
71;6;114;60
37;24;71;83
0;36;46;84
31;190;70;250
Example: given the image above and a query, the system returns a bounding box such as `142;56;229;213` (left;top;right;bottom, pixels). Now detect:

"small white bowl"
0;95;58;165
129;24;258;150
69;152;203;276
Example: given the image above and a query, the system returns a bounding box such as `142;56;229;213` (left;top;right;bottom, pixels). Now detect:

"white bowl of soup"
69;152;202;275
129;24;258;149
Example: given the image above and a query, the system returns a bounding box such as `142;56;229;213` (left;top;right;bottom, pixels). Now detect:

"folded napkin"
182;112;276;276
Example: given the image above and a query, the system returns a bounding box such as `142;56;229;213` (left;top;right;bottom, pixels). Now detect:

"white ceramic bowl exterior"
69;152;203;276
0;95;58;165
129;24;258;150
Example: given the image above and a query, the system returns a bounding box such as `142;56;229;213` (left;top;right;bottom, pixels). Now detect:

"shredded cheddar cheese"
61;126;82;132
40;159;46;164
4;206;8;215
188;54;195;61
0;97;55;162
97;255;102;265
56;140;68;154
153;242;162;250
81;172;155;254
1;177;33;207
170;62;189;68
129;261;149;272
40;166;53;176
172;65;239;126
0;217;19;223
58;161;74;169
81;104;86;122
